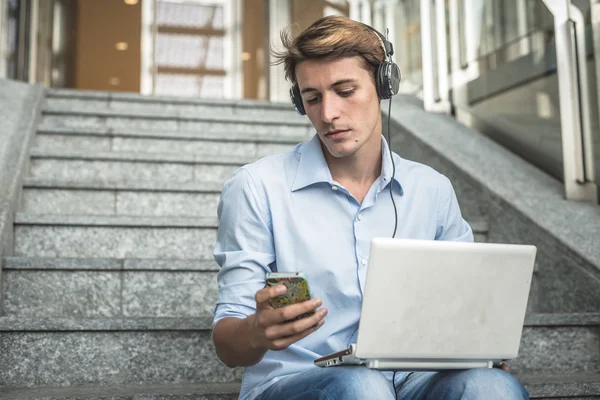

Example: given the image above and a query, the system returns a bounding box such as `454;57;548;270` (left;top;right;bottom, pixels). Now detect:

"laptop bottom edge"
365;359;494;371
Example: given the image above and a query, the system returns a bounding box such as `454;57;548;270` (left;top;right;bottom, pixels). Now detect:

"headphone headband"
358;22;394;60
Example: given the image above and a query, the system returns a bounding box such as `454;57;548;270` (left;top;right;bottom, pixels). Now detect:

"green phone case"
265;272;315;321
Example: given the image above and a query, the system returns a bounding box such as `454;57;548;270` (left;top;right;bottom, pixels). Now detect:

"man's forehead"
295;57;369;90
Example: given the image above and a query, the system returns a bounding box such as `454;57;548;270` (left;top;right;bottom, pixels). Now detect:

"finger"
255;284;287;307
266;307;328;340
269;318;326;351
493;362;510;372
263;298;323;326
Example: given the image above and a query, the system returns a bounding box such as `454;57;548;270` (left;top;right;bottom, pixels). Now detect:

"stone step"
2;257;218;318
4;210;488;317
22;178;224;192
12;212;489;260
4;377;600;400
0;314;597;392
45;87;302;121
39;108;312;137
21;175;492;222
0;317;242;388
469;220;488;243
28;149;251;184
35;126;302;156
0;382;240;400
514;313;600;377
21;178;223;217
521;374;600;399
18;180;491;233
13;213;218;259
4;215;487;317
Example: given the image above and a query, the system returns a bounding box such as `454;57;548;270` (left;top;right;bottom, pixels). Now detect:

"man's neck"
322;134;382;202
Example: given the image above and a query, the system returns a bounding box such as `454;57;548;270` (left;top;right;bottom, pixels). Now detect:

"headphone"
289;22;402;116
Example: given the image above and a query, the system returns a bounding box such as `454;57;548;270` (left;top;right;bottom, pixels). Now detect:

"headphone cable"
393;371;414;398
381;27;398;239
387;96;398;238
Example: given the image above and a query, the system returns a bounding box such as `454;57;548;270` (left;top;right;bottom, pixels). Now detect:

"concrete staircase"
0;89;599;399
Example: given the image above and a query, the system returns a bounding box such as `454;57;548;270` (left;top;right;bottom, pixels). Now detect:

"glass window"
154;0;227;98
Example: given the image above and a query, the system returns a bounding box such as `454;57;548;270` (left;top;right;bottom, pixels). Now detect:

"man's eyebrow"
300;79;357;94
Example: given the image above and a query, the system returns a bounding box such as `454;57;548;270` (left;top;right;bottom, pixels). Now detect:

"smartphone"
265;272;315;321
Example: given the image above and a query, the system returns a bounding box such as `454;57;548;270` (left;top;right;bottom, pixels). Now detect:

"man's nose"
320;94;340;124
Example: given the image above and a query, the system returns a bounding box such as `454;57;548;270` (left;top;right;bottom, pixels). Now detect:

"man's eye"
338;90;354;97
306;97;320;104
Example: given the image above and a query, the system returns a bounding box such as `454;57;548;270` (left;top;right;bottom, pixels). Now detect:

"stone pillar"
348;0;360;20
0;1;6;79
383;0;397;44
268;0;292;102
359;0;372;24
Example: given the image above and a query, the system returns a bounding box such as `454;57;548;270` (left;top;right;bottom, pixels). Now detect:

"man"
212;15;529;400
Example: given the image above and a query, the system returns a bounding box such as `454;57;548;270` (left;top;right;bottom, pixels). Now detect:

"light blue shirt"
213;134;473;400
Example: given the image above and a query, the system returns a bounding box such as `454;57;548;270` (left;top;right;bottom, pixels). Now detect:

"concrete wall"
0;79;44;315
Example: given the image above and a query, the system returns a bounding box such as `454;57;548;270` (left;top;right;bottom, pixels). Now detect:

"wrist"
244;314;262;351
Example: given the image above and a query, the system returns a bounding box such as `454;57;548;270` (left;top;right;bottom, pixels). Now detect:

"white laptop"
314;238;536;370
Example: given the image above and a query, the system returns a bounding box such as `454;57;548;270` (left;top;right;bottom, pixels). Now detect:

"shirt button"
357;214;363;221
361;259;368;266
331;185;338;191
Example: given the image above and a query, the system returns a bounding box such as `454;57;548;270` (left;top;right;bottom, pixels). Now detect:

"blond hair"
271;15;386;84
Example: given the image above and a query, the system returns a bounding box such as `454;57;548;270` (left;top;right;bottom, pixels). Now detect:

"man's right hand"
250;284;328;351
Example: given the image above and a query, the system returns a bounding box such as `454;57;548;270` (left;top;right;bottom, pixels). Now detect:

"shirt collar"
291;134;404;195
291;134;333;191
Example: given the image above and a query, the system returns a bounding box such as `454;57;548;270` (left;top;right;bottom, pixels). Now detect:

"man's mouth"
326;129;350;138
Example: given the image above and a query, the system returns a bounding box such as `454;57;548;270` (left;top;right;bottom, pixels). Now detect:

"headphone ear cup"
290;84;306;115
375;62;402;100
374;64;387;100
389;62;401;96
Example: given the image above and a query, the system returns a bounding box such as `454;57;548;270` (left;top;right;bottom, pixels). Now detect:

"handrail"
541;0;597;202
569;4;596;183
457;0;467;68
467;26;554;66
0;1;5;79
592;1;600;181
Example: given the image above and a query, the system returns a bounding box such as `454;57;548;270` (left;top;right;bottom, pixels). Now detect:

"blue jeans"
255;366;529;400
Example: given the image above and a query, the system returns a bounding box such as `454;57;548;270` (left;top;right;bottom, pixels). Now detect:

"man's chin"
326;145;357;158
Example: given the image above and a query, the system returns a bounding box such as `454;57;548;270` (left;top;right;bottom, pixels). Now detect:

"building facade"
1;0;598;204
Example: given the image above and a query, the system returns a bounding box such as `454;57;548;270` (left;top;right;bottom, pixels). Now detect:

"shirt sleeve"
212;167;275;326
435;175;474;242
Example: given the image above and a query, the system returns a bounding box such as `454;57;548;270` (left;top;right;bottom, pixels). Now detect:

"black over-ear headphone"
289;22;402;115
